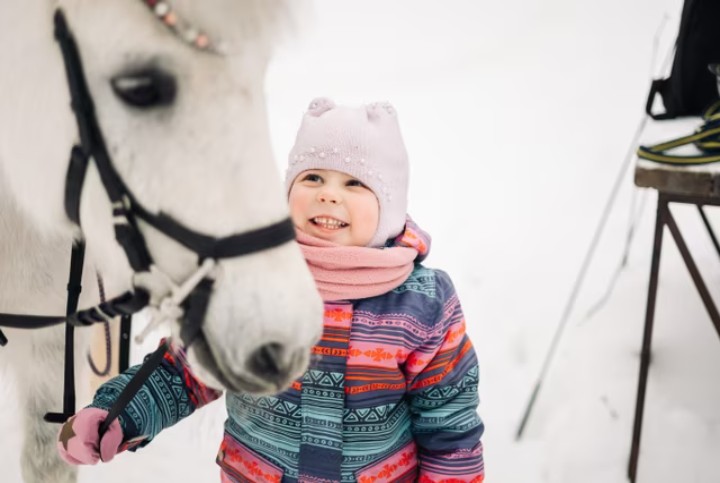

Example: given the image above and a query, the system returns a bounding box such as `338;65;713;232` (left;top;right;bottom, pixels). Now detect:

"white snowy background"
3;0;720;481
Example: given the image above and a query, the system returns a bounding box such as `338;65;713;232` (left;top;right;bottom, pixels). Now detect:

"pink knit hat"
286;98;410;247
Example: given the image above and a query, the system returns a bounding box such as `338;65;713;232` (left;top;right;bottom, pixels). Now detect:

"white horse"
0;1;322;482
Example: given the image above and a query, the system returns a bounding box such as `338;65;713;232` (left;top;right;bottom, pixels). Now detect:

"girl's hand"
57;408;124;465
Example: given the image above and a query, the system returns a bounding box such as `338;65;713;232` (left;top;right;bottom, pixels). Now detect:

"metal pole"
628;194;667;482
667;206;720;336
515;116;648;439
697;205;720;260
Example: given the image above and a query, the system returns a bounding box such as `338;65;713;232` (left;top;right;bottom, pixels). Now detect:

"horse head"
0;0;322;394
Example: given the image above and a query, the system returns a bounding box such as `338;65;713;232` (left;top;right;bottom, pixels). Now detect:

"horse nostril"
247;342;286;379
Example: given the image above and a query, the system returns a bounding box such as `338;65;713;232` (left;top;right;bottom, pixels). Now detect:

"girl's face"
289;169;379;247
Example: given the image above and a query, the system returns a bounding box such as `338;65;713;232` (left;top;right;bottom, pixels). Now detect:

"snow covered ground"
4;0;720;481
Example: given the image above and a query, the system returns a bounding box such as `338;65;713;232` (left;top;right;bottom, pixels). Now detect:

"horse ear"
307;97;335;116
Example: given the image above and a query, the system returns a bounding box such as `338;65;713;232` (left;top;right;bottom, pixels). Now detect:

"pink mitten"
57;408;124;465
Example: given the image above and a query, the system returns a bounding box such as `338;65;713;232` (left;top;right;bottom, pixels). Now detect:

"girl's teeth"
313;217;346;229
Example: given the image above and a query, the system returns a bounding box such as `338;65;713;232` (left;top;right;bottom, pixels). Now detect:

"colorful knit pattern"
90;340;221;448
90;266;484;482
297;304;352;482
392;216;431;261
218;436;284;483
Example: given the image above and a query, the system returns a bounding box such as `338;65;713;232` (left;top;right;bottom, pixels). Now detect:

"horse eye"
111;69;176;108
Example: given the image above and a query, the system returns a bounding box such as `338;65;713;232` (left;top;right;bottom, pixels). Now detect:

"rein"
0;8;295;432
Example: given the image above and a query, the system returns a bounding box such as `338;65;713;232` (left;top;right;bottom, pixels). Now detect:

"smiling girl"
58;98;485;483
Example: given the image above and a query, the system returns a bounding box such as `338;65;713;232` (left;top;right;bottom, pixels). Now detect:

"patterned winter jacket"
90;226;485;483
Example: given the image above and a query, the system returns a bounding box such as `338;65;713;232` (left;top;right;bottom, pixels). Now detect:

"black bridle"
0;9;295;431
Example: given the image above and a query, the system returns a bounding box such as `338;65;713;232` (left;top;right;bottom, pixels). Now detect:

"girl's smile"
289;169;379;247
310;216;349;230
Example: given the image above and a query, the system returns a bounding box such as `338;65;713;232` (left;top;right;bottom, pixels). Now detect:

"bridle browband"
0;9;296;429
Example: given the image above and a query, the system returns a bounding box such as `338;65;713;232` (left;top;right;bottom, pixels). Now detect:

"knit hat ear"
366;101;396;120
307;97;335;116
286;98;410;247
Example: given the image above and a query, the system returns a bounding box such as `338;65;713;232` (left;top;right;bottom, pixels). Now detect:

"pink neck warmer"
296;230;419;302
